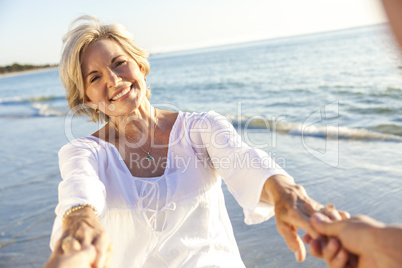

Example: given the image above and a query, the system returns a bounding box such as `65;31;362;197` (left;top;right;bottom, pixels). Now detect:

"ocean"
1;24;402;267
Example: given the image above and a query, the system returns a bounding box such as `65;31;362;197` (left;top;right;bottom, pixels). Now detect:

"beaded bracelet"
62;204;99;222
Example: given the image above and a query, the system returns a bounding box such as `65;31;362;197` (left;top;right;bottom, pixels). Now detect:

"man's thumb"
311;212;341;237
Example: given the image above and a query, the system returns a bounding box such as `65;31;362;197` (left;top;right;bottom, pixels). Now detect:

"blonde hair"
59;15;151;123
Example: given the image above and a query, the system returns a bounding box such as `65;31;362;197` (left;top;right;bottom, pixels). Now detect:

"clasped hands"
267;175;383;268
45;206;113;268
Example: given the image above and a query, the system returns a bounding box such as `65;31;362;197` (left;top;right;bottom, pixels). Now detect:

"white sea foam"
0;96;28;104
226;115;402;142
0;95;63;104
288;124;402;142
0;95;66;117
32;103;66;117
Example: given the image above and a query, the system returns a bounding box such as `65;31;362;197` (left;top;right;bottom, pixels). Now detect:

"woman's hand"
57;206;113;268
261;175;343;262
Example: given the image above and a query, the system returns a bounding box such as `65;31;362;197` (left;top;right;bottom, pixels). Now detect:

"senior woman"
48;16;337;268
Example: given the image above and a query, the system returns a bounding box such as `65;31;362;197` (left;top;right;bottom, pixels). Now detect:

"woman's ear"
139;64;146;77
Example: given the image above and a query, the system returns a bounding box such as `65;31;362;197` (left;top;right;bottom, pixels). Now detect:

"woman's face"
81;38;147;117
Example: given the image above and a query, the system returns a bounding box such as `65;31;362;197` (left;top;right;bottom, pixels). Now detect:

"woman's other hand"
261;175;344;262
58;206;112;268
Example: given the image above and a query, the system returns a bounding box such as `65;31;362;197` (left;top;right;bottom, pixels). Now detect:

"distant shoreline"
0;66;58;78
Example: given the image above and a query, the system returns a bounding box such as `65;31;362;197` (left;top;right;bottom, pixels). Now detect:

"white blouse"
50;111;292;268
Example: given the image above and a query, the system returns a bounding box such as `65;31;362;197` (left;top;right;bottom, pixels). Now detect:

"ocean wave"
31;103;66;117
366;87;402;98
0;99;401;141
348;106;401;115
372;124;402;136
29;96;65;102
288;125;402;141
226;114;402;142
0;95;65;105
0;95;67;117
321;86;402;98
0;96;30;105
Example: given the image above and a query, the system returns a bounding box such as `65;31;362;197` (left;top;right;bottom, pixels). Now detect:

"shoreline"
0;67;58;79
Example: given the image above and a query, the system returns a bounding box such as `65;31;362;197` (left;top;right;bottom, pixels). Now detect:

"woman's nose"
106;68;121;88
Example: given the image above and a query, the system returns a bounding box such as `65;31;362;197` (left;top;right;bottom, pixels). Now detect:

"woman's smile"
110;85;133;102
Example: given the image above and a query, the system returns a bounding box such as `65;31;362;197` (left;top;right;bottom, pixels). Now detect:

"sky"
0;0;387;66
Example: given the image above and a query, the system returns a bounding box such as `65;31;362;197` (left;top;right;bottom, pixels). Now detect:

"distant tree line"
0;63;58;74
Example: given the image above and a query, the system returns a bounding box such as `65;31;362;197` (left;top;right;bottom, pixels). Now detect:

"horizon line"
1;22;387;66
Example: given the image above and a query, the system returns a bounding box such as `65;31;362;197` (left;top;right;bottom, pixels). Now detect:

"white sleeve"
199;111;293;225
49;140;106;250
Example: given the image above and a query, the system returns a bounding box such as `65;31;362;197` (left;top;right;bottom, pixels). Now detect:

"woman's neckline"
88;111;182;179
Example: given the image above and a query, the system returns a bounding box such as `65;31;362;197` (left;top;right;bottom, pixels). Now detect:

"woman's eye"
90;76;100;83
115;60;126;67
